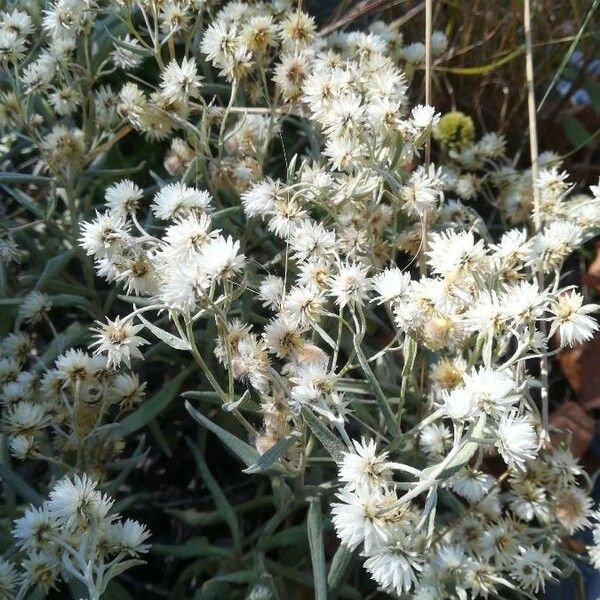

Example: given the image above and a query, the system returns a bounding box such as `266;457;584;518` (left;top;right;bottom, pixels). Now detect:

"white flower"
12;507;58;551
110;518;151;555
495;412;537;470
80;211;129;259
411;104;440;129
3;401;49;434
426;229;488;278
47;474;114;531
526;221;582;272
152;183;212;220
402;42;425;64
401;164;444;217
339;438;391;492
105;179;143;218
1;9;33;38
549;290;598;348
509;546;557;594
324;136;361;172
462;367;518;415
263;316;305;358
552;486;592;534
20;550;60;592
199;235;245;281
241;179;279;218
159;259;211;312
419;423;452;459
240;15;278;53
18;291;51;324
430;30;448;55
160;56;202;103
111;34;144;69
441;388;477;421
289;220;336;263
258;275;284;309
323;93;365;138
448;468;495;503
371;268;411;304
9;434;36;459
162;213;216;259
201;21;240;68
500;280;547;326
331;487;397;553
363;546;422;596
90;317;148;368
0;558;18;598
282;285;325;325
328;262;370;307
230;335;270;394
289;359;335;409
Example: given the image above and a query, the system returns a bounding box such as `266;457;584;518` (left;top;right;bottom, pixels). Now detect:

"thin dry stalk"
419;0;433;278
524;0;549;427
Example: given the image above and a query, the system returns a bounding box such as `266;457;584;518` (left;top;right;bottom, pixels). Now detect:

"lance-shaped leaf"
137;312;191;351
185;400;260;468
187;438;241;550
422;413;487;481
307;497;327;600
354;342;398;435
243;431;300;474
301;407;347;463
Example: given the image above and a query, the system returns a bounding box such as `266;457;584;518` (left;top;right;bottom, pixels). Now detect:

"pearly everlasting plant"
1;0;600;597
12;474;150;599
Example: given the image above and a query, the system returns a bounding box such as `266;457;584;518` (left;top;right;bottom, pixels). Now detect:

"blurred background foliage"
313;0;600;184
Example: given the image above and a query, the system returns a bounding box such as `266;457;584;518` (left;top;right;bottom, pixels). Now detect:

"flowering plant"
1;0;600;598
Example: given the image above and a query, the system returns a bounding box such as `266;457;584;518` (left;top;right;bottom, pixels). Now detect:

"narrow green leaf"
202;570;258;588
105;28;153;57
185;400;260;468
307;497;327;600
434;46;524;75
49;294;97;317
263;524;307;550
34;250;74;291
401;335;418;377
103;580;133;600
152;538;232;559
354;342;398;434
243;431;300;474
327;544;354;600
1;185;45;219
186;438;241;550
118;369;190;436
301;408;347;464
423;413;487;480
137;312;191;351
83;161;146;178
148;420;172;457
0;173;53;184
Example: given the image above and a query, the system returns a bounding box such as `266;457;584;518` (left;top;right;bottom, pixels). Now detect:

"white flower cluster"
3;0;600;597
11;474;150;599
332;438;594;597
0;331;145;474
